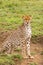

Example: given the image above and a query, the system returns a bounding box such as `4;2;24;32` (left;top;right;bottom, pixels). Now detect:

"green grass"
0;54;15;65
0;53;22;65
0;0;43;36
29;62;37;65
31;52;36;55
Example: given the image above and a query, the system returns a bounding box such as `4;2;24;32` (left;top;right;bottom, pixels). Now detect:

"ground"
0;31;43;65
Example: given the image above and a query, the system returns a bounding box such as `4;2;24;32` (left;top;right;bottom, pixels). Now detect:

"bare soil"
0;31;43;65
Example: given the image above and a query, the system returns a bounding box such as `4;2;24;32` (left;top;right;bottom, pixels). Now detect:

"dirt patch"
32;36;43;65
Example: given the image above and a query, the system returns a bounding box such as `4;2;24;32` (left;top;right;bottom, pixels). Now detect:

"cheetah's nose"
27;22;28;24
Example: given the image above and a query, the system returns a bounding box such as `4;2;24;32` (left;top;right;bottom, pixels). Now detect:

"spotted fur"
0;15;32;56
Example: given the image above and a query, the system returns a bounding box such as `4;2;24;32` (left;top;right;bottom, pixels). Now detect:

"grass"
31;52;36;55
0;0;43;36
0;54;15;65
29;62;37;65
0;53;22;65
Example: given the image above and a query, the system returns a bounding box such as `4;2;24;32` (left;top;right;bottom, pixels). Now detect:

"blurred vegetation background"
0;0;43;36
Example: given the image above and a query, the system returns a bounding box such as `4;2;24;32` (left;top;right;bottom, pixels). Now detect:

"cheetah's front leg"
26;38;34;59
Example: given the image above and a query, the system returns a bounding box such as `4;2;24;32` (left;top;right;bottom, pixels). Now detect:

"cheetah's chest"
25;25;31;38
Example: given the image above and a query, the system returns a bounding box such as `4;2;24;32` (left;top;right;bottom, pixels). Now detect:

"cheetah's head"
22;15;32;25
